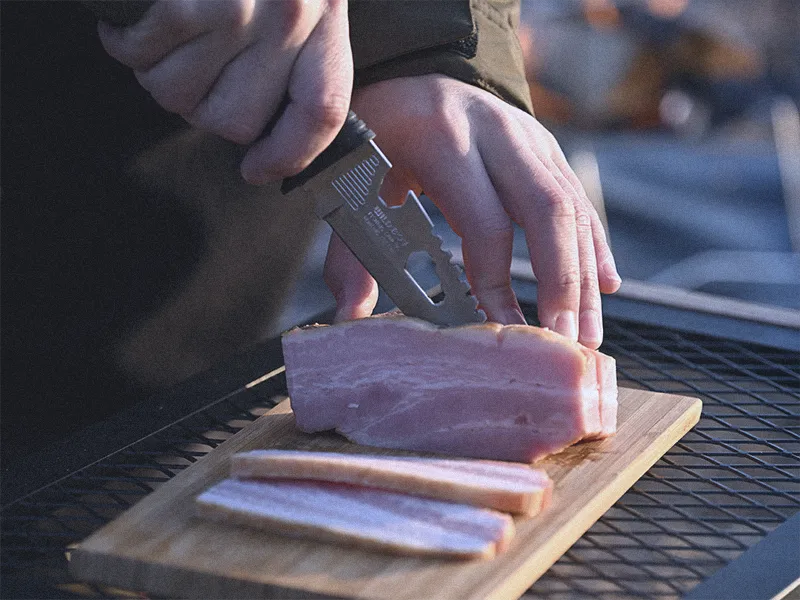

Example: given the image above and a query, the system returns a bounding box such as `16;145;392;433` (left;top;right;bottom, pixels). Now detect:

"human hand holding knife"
89;0;621;343
88;0;485;327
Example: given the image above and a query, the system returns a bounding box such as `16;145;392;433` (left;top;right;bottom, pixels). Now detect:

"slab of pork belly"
232;450;553;515
196;478;514;559
283;315;617;462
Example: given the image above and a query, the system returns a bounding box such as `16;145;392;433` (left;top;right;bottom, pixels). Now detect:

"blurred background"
282;0;800;331
515;0;800;310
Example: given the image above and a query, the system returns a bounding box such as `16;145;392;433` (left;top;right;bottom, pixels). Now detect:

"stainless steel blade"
289;139;484;327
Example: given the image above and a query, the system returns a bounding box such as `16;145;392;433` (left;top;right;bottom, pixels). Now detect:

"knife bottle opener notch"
283;112;485;327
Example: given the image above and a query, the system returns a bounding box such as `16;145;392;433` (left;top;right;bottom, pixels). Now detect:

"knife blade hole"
405;251;444;304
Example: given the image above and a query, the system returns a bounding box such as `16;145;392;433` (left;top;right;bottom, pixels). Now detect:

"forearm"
86;0;533;115
350;0;533;115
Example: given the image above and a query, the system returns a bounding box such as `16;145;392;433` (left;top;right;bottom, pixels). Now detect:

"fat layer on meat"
282;315;618;462
232;450;553;515
196;478;515;559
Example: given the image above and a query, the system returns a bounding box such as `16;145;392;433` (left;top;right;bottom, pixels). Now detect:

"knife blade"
281;112;485;327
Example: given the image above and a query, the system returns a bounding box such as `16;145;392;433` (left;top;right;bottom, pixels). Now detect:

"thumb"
324;233;379;322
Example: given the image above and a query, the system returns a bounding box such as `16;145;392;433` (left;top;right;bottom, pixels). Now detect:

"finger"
528;136;604;346
324;233;379;322
476;114;580;339
542;156;603;348
461;226;526;325
416;152;525;325
549;151;622;294
135;29;249;117
240;0;352;183
185;40;292;144
97;0;251;71
379;164;421;207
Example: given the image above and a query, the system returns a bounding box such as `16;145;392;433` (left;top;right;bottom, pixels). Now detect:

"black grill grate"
2;312;798;599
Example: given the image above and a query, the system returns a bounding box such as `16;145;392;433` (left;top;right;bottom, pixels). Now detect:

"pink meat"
578;347;619;441
595;351;619;438
231;450;553;515
196;478;514;559
282;315;618;463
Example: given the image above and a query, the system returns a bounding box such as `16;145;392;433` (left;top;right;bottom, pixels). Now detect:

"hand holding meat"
97;0;352;183
325;74;621;348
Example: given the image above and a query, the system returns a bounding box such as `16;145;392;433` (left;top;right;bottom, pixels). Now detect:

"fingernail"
580;309;603;346
602;259;622;283
554;311;578;341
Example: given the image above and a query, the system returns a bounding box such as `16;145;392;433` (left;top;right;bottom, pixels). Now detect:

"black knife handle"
280;112;375;195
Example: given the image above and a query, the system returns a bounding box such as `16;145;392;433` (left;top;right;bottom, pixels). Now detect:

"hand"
97;0;352;183
324;75;621;349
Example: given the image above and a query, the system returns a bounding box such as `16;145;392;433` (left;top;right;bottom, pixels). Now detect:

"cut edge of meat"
600;353;619;435
581;351;618;442
196;478;514;560
231;450;553;515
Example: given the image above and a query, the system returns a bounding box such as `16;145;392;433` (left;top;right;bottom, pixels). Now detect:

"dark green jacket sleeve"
86;0;533;115
349;0;533;115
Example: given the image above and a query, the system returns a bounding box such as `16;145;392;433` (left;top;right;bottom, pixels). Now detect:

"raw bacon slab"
231;450;553;515
282;315;618;463
196;478;514;559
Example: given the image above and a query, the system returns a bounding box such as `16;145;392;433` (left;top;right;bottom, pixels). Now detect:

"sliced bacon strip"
231;450;552;515
282;315;618;463
196;478;515;559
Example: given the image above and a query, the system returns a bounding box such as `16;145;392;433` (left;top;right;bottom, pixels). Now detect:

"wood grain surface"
70;387;702;600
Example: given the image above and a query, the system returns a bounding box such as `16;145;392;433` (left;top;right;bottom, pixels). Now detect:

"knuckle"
103;34;147;70
260;152;315;177
136;76;195;115
542;191;575;218
543;128;562;151
276;0;308;40
215;115;262;145
126;54;154;72
575;209;593;231
430;116;464;153
218;0;255;26
160;1;195;31
301;95;350;131
558;268;582;291
185;103;259;143
490;108;521;139
268;154;311;178
476;278;514;299
422;98;467;148
581;269;599;292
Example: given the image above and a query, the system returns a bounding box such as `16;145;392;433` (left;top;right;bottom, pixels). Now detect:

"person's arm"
326;1;621;347
91;0;620;347
349;0;532;114
92;0;353;183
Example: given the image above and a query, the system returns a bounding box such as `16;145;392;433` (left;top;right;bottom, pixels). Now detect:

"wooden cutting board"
70;386;701;600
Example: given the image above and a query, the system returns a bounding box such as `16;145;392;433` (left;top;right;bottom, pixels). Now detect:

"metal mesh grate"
525;317;800;599
2;311;798;599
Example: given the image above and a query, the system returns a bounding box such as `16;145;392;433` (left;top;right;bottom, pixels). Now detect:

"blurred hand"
324;75;621;349
98;0;352;183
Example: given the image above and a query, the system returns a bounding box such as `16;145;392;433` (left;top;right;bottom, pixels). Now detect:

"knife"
88;4;486;327
282;113;485;327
